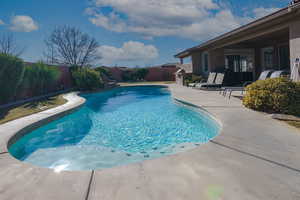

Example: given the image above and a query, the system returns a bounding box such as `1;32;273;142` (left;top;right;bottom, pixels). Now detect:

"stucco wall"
191;52;202;76
210;48;225;72
290;19;300;81
191;49;225;77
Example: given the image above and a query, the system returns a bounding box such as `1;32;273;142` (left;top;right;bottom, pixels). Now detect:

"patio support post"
290;20;300;81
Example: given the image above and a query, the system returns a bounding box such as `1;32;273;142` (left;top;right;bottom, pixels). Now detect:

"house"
175;2;300;83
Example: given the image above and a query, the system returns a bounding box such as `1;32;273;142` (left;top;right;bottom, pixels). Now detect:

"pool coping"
1;85;222;164
0;92;86;154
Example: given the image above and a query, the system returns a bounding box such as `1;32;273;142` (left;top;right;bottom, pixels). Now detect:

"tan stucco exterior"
210;48;225;72
191;52;202;75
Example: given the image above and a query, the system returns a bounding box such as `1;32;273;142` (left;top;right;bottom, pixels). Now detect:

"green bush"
71;67;103;90
243;78;300;115
134;68;149;80
0;53;25;104
22;62;60;95
184;74;203;86
121;70;133;82
94;67;113;79
121;68;149;82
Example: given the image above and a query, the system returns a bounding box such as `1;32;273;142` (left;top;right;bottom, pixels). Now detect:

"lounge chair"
220;70;274;99
188;82;198;87
188;82;199;87
193;72;217;88
270;70;289;78
195;73;224;90
258;70;274;80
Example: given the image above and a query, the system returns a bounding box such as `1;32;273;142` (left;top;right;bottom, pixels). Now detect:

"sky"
0;0;291;67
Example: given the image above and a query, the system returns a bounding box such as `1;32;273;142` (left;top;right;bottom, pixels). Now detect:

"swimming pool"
9;86;220;171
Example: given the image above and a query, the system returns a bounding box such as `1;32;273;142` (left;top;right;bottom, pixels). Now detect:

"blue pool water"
9;86;220;171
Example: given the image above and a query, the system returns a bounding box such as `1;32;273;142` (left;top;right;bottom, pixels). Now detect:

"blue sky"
0;0;290;67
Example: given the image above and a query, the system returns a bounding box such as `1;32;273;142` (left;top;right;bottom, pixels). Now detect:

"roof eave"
174;4;300;58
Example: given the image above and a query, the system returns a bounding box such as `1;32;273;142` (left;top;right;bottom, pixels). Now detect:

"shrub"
71;67;103;90
184;74;203;86
121;70;133;82
94;67;113;79
134;68;149;80
0;53;25;104
22;62;60;95
120;68;149;82
243;78;300;116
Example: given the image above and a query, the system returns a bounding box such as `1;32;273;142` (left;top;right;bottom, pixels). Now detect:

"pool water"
9;86;220;171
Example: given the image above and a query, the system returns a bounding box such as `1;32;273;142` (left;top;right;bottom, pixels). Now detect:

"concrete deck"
1;85;300;200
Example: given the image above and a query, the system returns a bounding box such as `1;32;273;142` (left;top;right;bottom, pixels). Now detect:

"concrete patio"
0;84;300;200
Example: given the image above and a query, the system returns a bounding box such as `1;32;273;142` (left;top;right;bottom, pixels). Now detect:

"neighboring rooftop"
177;63;193;73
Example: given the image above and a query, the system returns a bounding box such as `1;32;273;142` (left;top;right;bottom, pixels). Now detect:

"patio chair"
188;82;199;87
188;82;198;87
220;70;274;99
195;73;224;90
269;70;289;78
193;72;217;88
258;70;274;80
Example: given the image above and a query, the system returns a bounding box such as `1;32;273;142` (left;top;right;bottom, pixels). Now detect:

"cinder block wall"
145;67;177;81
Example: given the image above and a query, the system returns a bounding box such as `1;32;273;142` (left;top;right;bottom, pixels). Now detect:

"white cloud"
253;7;280;19
86;1;280;41
98;41;159;65
0;19;4;25
10;15;38;32
86;0;247;41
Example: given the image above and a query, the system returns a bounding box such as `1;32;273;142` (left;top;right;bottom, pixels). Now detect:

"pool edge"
0;92;86;153
2;84;223;171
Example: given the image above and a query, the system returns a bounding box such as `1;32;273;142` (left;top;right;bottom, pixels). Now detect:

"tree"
0;34;25;56
135;68;149;80
23;62;60;95
44;26;100;67
0;53;25;104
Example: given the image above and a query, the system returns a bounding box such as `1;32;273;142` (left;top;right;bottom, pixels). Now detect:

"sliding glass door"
225;55;252;72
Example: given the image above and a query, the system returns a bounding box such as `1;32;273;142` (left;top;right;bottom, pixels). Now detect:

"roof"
178;63;193;73
149;62;181;69
175;3;300;58
161;63;180;68
175;69;184;74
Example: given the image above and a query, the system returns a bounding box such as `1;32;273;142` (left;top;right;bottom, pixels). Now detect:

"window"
225;55;253;72
262;47;274;69
202;52;209;72
241;56;248;72
278;45;290;70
